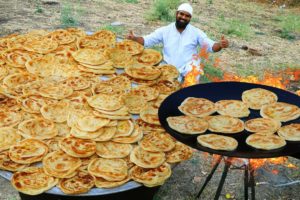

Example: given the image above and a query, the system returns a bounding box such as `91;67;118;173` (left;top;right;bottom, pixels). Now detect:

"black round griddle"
158;81;300;158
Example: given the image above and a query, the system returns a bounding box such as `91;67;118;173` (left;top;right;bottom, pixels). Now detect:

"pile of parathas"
0;29;193;195
167;88;300;151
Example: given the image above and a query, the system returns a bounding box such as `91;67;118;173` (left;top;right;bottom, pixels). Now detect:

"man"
126;3;229;81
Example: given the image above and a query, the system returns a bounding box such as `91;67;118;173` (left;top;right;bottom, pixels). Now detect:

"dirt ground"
0;0;300;199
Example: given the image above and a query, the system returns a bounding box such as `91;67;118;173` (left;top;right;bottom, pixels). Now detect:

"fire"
182;65;202;87
250;157;298;172
182;45;209;87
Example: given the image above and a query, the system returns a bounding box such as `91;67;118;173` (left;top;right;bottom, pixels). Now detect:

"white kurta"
143;22;215;76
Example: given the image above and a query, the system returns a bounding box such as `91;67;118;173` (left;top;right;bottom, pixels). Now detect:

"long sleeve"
143;27;165;47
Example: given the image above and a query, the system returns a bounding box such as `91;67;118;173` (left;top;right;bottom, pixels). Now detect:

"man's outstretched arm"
126;31;144;45
212;35;229;52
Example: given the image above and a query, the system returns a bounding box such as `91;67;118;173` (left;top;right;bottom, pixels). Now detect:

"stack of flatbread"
0;28;194;195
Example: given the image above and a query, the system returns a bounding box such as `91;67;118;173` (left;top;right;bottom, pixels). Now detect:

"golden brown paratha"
59;137;96;158
130;146;165;168
9;139;48;164
197;134;238;151
206;115;245;134
0;127;21;152
88;158;128;181
42;150;82;178
11;167;58;195
167;115;208;134
166;142;193;163
178;97;216;117
242;88;278;110
245;118;281;133
215;100;250;118
115;40;144;55
260;102;300;122
129;162;171;187
58;170;95;194
277;123;300;141
246;133;286;150
125;64;161;81
139;132;175;152
134;49;162;66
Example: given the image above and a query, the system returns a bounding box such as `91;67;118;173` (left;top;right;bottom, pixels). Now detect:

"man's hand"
212;35;229;52
220;35;229;48
125;30;145;45
126;30;135;40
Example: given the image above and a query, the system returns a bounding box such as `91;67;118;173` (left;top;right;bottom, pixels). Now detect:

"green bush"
60;3;79;28
146;0;181;22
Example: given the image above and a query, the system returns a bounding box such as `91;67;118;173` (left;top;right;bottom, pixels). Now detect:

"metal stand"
197;156;256;200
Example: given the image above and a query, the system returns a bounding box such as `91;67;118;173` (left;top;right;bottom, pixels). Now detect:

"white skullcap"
177;3;193;16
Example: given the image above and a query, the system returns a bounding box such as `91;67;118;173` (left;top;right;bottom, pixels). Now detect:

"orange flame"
250;157;298;173
182;65;202;87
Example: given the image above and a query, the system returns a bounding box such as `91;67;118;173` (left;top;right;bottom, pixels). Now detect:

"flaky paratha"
130;146;165;168
140;104;160;125
167;115;208;134
215;100;250;118
42;150;82;178
114;120;134;138
105;48;134;68
11;167;58;195
166;142;193;163
63;76;91;91
139;132;175;152
88;158;128;181
58;170;95;194
245;118;281;133
38;84;73;100
135;118;165;134
135;48;162;66
76;115;110;132
129;86;159;102
9;139;48;164
95;176;130;189
59;137;96;158
23;37;58;54
277;123;300;141
125;64;161;81
129;163;171;187
115;40;144;55
0;151;28;172
72;49;108;65
260;102;300;122
96;141;133;158
178;97;216;117
112;124;143;144
158;64;179;80
0;110;23;128
40;100;70;123
242;88;278;110
18;118;58;140
122;93;147;114
0;127;21;152
47;29;76;45
197;134;238;151
206;115;244;134
246;133;286;150
152;79;181;95
93;126;117;142
87;94;123;111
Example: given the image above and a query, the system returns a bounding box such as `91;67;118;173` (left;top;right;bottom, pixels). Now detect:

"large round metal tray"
158;81;300;158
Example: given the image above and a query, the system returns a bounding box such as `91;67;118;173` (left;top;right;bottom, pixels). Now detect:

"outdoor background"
0;0;299;199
